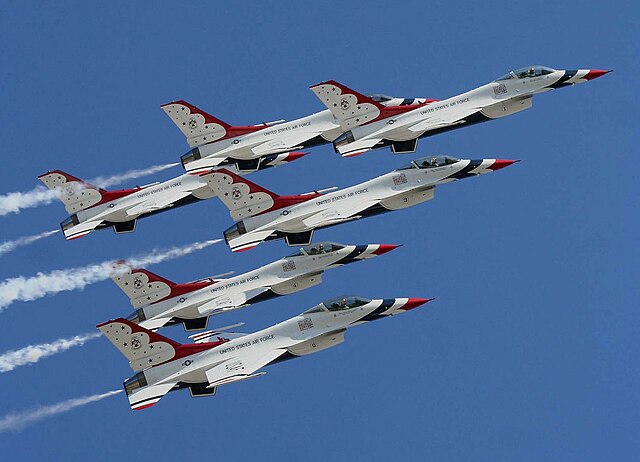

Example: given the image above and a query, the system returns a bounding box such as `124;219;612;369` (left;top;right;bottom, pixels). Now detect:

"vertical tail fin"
110;265;176;308
309;80;385;130
37;170;106;214
199;168;281;220
96;318;182;371
161;100;233;148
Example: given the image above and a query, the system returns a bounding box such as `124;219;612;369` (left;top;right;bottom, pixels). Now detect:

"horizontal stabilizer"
128;382;177;410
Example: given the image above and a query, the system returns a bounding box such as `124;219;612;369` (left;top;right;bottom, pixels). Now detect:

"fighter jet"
197;155;516;252
309;66;611;157
37;154;305;239
162;95;436;172
97;295;432;410
112;241;399;331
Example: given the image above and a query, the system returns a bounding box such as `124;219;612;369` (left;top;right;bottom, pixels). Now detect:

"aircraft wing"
334;137;383;157
125;188;195;217
197;287;270;315
228;229;275;252
407;117;466;133
250;130;319;156
302;198;380;228
127;381;177;411
64;219;103;240
205;349;287;387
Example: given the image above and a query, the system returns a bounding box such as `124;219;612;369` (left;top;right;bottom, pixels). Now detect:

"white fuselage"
72;172;213;227
185;110;342;172
230;158;496;251
336;69;581;155
139;244;380;328
143;298;411;389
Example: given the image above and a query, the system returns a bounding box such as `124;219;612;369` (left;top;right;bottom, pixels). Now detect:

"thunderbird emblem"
188;118;198;129
340;98;350;110
130;337;141;350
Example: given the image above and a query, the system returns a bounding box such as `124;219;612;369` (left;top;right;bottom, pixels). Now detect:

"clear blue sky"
1;1;637;460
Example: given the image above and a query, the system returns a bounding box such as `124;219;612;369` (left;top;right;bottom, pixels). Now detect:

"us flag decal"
282;260;296;272
298;318;314;331
393;173;408;185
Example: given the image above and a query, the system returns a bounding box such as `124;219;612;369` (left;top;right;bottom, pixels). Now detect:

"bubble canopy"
287;242;345;257
496;65;556;81
303;295;372;314
397;155;461;170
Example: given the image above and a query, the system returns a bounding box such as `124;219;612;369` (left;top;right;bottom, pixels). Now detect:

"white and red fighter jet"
161;95;436;172
199;155;517;252
37;151;305;239
112;241;398;331
97;295;432;410
309;66;610;157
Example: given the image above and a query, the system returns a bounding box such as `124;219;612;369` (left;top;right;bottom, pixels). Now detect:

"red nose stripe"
372;244;401;255
489;159;519;171
285;151;308;162
584;69;611;81
402;298;434;310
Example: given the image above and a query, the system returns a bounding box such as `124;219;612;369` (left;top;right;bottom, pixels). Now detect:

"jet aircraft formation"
39;65;608;409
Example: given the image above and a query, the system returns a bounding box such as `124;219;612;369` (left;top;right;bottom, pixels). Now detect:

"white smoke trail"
0;229;60;257
0;239;220;312
0;390;122;433
89;162;179;188
0;162;179;216
0;186;58;216
0;332;102;373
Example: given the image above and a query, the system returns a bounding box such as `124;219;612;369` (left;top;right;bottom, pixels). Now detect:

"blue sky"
0;1;637;460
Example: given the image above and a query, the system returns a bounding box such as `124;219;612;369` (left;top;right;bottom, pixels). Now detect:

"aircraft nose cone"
286;151;309;161
372;244;401;255
402;298;434;311
489;159;519;171
584;69;612;81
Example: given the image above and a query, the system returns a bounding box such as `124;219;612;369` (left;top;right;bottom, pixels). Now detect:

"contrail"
0;162;179;216
0;229;60;257
89;162;179;188
0;332;102;373
0;390;122;433
0;239;220;312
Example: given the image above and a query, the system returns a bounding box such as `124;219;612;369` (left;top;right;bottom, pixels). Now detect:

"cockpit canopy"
287;242;345;257
324;295;371;311
496;65;556;81
397;155;461;170
303;295;372;314
369;93;394;102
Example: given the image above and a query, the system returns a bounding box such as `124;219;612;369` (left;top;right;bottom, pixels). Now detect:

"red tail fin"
38;170;107;213
110;267;177;308
199;168;320;221
310;80;386;129
161;100;265;147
